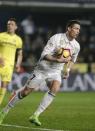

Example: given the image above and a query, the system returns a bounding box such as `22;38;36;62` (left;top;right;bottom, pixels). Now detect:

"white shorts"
25;69;61;89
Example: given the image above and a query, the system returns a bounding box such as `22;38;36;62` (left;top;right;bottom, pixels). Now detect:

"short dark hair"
66;20;80;29
8;18;17;25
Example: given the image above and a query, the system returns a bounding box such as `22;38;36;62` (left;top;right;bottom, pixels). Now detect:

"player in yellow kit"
0;18;23;105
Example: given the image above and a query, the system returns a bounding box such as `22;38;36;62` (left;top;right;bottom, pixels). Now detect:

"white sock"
3;91;22;113
34;91;55;116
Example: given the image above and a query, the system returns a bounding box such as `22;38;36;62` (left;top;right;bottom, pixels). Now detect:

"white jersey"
35;33;80;72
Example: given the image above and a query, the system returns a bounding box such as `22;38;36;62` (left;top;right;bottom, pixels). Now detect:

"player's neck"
66;32;73;41
7;31;15;35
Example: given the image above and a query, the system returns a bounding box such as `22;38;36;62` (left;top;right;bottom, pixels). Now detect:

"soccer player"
0;20;80;126
0;18;23;105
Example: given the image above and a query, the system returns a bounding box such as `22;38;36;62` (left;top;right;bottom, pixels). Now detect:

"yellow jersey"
0;32;23;66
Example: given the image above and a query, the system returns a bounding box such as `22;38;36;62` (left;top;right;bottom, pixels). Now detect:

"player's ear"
15;25;18;30
67;27;71;31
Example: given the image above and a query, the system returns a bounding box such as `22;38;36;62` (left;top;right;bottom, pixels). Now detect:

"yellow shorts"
0;65;14;82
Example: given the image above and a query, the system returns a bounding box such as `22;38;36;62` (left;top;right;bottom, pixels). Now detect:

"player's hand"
63;68;70;79
0;57;5;67
57;55;71;63
15;64;21;73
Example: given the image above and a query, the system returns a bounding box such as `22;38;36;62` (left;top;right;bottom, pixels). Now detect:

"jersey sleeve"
41;35;56;59
71;44;80;63
16;37;23;49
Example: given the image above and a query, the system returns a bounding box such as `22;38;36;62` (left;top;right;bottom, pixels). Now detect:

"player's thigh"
46;72;61;91
50;80;61;93
25;71;45;89
0;65;13;82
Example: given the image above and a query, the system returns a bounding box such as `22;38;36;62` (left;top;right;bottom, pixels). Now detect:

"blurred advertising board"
71;63;88;73
6;72;95;92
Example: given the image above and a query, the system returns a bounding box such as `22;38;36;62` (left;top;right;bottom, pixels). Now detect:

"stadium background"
0;1;95;131
0;0;95;92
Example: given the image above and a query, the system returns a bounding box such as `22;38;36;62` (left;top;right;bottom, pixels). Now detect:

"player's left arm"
15;36;23;72
63;45;80;79
63;60;74;79
15;49;23;72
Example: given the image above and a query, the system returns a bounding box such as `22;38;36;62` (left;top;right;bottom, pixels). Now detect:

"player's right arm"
44;54;71;63
15;49;23;72
0;33;5;67
0;57;5;67
15;36;23;72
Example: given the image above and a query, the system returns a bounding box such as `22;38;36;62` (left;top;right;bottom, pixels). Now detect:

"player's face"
7;20;17;34
68;24;80;39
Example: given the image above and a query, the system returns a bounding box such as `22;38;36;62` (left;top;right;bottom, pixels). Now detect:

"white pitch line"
0;123;70;131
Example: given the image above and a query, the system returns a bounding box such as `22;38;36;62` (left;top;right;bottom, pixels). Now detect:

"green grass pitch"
0;92;95;131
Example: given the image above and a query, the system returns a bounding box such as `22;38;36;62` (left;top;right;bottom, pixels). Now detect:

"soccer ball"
57;48;71;58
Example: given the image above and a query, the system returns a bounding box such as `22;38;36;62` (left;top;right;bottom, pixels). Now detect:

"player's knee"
21;87;33;98
18;91;27;99
18;87;32;99
50;81;61;94
50;86;60;94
